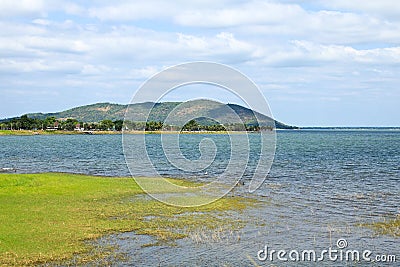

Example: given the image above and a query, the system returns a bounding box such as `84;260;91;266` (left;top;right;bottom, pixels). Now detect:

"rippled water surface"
1;130;399;266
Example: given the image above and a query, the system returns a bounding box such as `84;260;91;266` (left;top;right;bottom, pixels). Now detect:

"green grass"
0;130;34;136
0;173;254;266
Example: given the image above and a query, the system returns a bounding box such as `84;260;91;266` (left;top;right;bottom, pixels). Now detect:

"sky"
0;0;399;127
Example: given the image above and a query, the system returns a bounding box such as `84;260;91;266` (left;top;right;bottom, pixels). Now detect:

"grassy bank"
0;130;40;135
0;173;254;266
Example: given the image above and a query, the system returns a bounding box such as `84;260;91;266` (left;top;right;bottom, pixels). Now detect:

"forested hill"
6;102;297;129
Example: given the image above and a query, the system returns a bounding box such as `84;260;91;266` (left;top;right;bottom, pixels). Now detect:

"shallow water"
0;130;399;266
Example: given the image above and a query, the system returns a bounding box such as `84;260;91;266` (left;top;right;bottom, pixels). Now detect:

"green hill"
27;103;128;122
12;101;297;129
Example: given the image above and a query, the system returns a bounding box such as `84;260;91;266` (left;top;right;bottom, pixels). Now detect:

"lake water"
0;130;399;266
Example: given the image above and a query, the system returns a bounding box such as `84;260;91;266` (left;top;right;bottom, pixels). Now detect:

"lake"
0;130;399;266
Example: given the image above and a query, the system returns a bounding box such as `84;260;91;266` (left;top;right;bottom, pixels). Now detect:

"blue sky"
0;0;399;126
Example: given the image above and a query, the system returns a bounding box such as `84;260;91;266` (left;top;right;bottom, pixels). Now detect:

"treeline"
0;115;124;131
123;119;269;131
0;116;272;132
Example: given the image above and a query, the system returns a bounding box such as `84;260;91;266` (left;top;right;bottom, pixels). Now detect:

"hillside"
27;103;128;123
8;101;297;129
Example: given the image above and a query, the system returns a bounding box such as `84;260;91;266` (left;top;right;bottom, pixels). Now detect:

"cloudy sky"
1;0;399;126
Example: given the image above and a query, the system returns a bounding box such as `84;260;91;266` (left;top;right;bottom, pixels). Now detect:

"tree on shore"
99;120;114;131
145;121;163;131
114;120;124;131
182;120;199;131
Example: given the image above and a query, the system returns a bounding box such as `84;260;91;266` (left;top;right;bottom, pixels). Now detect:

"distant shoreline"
0;129;250;136
297;127;400;131
0;130;121;136
1;128;399;136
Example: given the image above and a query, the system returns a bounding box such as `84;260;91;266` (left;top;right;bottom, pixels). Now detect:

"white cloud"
0;0;88;19
0;0;47;18
86;0;237;21
28;36;90;54
32;18;51;26
322;0;400;19
216;32;254;53
88;1;172;21
0;35;90;60
290;41;400;64
174;2;400;45
81;64;111;75
63;2;85;16
0;58;82;73
175;1;305;27
175;32;255;61
252;40;400;67
129;66;160;79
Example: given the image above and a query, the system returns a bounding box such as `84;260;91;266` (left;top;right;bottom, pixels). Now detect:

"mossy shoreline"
368;216;400;237
0;173;254;266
